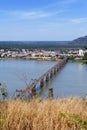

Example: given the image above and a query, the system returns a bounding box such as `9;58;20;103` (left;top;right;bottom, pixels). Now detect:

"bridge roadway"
15;57;67;98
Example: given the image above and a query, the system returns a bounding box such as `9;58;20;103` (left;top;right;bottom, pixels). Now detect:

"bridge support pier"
56;66;59;72
48;88;53;99
40;79;44;88
50;70;53;78
46;74;49;82
32;86;36;96
60;62;64;68
54;67;57;75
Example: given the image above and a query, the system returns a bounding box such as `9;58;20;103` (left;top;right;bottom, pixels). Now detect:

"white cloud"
71;18;87;23
11;11;51;19
0;10;61;20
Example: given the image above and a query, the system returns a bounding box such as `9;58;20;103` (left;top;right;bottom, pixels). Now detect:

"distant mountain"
0;41;69;50
0;36;87;49
69;36;87;46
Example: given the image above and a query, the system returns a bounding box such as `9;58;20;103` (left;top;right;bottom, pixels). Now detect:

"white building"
78;49;84;56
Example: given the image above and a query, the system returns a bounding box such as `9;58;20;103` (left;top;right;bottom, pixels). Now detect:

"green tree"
83;52;87;60
84;46;87;49
0;82;8;100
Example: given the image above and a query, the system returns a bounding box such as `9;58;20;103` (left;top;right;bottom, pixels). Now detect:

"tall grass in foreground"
0;97;87;130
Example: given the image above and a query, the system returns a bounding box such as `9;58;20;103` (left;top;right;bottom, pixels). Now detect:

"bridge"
15;57;68;98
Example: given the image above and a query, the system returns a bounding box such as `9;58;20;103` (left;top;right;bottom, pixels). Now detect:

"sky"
0;0;87;41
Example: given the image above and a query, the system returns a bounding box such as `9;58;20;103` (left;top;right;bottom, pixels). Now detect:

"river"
0;59;87;99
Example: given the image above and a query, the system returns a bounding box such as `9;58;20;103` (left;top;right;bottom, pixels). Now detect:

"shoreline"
0;57;61;61
69;59;87;64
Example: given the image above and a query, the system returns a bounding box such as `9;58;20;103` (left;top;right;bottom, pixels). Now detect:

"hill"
69;35;87;47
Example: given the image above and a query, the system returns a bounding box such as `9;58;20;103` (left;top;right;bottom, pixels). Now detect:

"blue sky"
0;0;87;41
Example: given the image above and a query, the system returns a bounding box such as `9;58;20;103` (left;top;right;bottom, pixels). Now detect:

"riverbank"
0;97;87;130
76;59;87;64
69;59;87;64
0;56;61;61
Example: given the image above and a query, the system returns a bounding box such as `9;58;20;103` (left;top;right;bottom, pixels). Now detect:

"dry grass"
0;97;87;130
